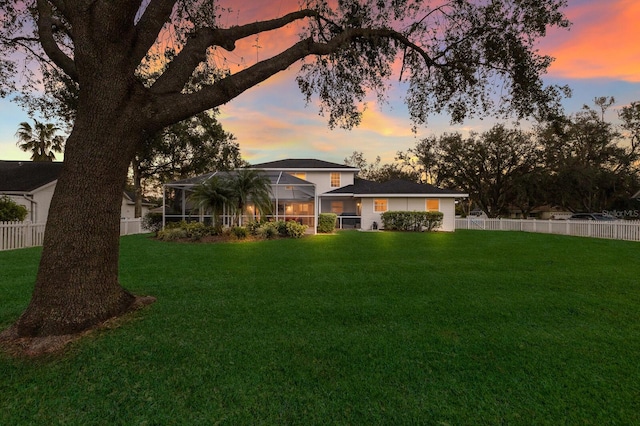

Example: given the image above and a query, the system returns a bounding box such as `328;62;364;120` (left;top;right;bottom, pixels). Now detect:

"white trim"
321;193;354;197
356;193;467;198
253;167;359;172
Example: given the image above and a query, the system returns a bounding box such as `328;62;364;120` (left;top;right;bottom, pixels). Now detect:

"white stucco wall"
4;180;150;223
359;196;458;232
291;171;355;195
439;198;457;232
120;199;151;219
4;181;57;223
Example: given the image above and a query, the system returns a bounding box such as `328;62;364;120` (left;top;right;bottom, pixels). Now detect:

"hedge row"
380;211;443;232
157;219;308;241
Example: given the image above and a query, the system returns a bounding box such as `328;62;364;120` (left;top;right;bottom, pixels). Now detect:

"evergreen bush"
142;212;163;234
285;220;308;238
0;196;28;222
317;213;337;233
231;226;249;239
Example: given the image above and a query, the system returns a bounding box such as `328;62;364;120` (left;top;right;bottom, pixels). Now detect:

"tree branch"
36;0;77;81
150;9;318;95
131;0;176;67
149;27;435;127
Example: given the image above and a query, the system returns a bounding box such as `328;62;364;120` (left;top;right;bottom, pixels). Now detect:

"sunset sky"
1;0;638;165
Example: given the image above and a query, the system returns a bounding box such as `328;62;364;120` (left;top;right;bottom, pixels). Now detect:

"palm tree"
15;120;65;161
189;175;232;229
227;169;273;225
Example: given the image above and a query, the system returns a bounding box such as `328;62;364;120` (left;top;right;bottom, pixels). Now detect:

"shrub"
0;196;28;222
285;220;308;238
317;213;337;233
256;222;279;239
231;226;249;239
381;211;444;232
245;220;262;236
157;220;216;241
275;220;288;237
142;212;163;234
424;211;444;231
181;221;210;240
157;227;188;241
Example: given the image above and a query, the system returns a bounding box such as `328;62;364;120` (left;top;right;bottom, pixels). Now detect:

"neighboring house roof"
326;178;467;198
0;160;64;192
0;160;154;206
123;190;155;207
250;158;358;171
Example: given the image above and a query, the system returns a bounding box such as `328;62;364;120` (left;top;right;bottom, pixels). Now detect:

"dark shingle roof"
0;160;64;192
249;159;358;170
325;178;466;196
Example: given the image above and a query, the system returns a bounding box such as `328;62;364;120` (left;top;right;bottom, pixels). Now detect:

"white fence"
1;218;147;251
455;218;640;242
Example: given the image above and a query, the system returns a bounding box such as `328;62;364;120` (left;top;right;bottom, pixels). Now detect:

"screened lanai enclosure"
163;171;317;231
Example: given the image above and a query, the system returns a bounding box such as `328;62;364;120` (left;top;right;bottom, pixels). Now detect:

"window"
331;201;344;214
374;199;388;212
330;172;341;187
426;199;440;211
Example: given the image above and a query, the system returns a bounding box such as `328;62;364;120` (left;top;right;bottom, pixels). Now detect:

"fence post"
25;221;32;247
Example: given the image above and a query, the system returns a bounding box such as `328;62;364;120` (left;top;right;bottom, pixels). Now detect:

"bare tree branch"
150;9;318;94
150;26;435;126
36;0;77;81
131;0;176;68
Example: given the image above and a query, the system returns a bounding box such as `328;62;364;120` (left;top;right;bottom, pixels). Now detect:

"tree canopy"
14;120;65;161
0;0;571;349
389;99;640;218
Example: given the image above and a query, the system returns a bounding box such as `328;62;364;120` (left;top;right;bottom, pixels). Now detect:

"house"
163;158;467;232
0;160;154;223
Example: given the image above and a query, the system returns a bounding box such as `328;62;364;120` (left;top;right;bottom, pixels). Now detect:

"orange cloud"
542;0;640;82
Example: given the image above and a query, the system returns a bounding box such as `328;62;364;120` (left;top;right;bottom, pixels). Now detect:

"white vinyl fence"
455;218;640;242
1;218;147;251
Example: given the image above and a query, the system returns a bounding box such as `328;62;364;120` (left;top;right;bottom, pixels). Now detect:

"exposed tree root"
0;295;156;358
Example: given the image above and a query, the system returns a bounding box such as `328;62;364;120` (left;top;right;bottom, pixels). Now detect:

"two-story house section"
249;159;361;227
164;158;467;233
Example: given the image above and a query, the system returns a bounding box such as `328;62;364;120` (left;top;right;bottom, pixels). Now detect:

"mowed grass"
1;230;639;424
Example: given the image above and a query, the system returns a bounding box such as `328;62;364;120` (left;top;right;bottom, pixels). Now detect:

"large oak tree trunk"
13;101;144;337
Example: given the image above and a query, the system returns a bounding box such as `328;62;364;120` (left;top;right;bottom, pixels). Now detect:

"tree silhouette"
15;120;65;161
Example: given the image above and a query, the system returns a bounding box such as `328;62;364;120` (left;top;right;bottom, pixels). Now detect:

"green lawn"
1;230;639;424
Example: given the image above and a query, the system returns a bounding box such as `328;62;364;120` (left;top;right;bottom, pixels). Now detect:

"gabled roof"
249;158;358;171
0;160;64;192
123;190;155;206
326;178;467;198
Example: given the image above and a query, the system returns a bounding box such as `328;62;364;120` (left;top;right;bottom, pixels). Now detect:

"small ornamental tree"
0;196;29;222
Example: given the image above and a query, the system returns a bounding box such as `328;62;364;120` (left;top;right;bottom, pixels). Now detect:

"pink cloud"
542;0;640;82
